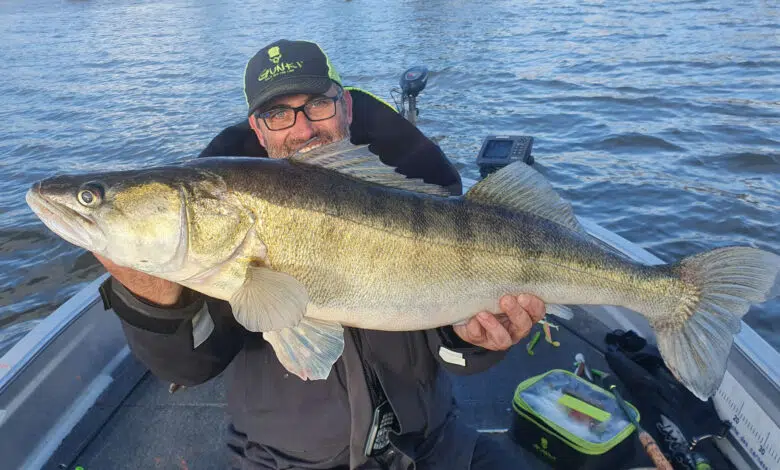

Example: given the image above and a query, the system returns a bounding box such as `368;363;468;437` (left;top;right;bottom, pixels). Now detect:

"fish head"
26;167;196;274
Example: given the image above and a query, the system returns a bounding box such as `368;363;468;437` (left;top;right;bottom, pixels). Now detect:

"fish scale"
25;140;780;398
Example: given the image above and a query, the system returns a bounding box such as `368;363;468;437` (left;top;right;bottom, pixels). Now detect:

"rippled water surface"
1;0;778;355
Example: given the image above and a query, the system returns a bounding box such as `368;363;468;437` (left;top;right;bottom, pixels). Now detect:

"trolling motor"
393;66;428;126
392;65;536;177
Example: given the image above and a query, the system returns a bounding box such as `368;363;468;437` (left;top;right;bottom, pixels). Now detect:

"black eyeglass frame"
254;88;344;131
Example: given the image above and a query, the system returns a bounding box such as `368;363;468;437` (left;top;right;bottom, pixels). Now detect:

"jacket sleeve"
424;326;508;375
102;277;245;386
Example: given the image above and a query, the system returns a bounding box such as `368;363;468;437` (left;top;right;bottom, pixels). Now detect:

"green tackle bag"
509;369;638;469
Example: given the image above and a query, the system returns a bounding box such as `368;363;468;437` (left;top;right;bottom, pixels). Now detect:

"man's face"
249;84;352;159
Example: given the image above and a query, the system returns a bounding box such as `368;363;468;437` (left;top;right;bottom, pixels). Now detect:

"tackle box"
509;369;638;469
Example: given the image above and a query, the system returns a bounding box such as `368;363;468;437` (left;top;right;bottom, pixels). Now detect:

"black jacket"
198;87;462;195
105;88;505;469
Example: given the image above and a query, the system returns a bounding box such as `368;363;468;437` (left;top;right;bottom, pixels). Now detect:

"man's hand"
93;253;183;306
453;295;546;351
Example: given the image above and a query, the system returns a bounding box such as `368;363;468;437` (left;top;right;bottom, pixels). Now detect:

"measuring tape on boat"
714;370;780;470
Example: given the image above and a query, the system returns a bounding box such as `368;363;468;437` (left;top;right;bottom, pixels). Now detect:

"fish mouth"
26;182;105;251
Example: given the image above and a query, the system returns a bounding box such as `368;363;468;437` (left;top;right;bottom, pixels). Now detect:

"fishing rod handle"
638;430;674;470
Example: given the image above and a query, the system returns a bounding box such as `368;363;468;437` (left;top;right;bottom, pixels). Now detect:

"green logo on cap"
258;60;304;82
257;45;304;82
268;46;281;64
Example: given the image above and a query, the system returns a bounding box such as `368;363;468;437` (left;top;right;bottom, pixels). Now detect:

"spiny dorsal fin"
465;161;586;235
289;139;450;196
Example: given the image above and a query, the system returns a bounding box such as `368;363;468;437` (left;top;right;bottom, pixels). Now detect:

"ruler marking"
715;371;780;470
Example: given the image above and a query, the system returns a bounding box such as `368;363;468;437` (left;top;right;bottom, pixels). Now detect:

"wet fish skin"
207;157;693;330
26;142;780;400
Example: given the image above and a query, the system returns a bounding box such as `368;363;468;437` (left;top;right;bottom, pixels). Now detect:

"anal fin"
263;318;345;381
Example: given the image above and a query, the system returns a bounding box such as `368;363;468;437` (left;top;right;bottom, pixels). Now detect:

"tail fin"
653;247;779;400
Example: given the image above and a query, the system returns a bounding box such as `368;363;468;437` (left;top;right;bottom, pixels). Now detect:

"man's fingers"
466;316;486;343
498;295;532;340
507;310;533;342
456;294;547;350
516;294;546;323
501;296;525;324
477;312;511;350
498;295;517;313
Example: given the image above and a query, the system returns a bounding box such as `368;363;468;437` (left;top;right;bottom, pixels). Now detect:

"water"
1;0;778;356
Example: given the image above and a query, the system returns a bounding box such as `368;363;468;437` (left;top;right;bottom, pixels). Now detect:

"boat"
1;69;778;470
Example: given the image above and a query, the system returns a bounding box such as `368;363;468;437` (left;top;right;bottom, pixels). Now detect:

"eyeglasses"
255;89;343;131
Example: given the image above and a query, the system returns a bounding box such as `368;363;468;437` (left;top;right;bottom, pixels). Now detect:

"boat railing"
0;273;146;470
0;219;777;469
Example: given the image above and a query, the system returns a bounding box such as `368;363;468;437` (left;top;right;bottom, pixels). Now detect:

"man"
97;39;545;469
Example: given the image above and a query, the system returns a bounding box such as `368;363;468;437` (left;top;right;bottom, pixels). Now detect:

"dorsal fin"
289;139;450;196
465;161;586;235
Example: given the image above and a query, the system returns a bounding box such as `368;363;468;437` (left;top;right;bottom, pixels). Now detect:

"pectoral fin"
230;265;308;332
263;318;345;380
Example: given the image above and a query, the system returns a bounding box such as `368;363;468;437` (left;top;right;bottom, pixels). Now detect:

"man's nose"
290;109;317;140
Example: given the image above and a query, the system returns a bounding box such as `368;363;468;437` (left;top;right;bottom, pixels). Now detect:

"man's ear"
343;89;353;125
248;116;267;148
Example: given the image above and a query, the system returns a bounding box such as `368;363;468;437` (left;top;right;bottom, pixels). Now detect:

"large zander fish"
26;140;779;400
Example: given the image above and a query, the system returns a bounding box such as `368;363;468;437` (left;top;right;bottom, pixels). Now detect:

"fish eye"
77;182;104;207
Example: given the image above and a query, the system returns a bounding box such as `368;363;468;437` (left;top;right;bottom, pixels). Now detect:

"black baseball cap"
244;39;342;117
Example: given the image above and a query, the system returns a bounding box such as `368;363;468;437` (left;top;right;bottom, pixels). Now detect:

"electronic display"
483;140;514;159
475;135;534;177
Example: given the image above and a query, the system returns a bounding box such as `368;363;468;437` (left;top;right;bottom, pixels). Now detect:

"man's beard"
265;124;351;159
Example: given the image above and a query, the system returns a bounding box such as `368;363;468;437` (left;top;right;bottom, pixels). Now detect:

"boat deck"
69;311;657;470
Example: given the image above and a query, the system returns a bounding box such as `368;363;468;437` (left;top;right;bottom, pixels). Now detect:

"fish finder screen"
483;140;513;159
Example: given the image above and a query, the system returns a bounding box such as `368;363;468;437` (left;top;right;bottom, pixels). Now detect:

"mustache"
272;129;350;158
289;136;323;152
